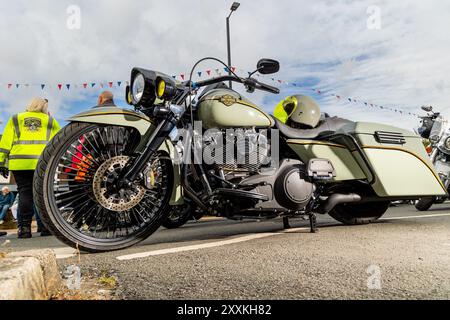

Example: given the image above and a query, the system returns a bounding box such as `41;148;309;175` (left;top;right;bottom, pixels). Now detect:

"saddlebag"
287;122;447;198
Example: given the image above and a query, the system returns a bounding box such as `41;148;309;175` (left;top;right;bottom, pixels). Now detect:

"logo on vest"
24;117;42;132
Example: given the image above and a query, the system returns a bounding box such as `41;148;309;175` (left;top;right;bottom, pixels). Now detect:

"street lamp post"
226;2;240;89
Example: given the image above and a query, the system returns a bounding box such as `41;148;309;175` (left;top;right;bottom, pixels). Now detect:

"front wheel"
33;122;173;252
329;201;390;225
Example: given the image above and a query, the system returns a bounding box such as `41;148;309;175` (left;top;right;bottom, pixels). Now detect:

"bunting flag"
1;65;420;118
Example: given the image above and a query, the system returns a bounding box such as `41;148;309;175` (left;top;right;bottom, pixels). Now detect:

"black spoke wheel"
34;122;173;252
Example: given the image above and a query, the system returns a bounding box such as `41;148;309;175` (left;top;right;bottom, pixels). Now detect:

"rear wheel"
329;201;390;225
415;197;435;211
33;122;173;252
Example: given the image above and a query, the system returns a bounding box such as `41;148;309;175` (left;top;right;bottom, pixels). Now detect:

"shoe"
0;220;4;225
0;231;6;237
18;226;32;239
40;229;52;237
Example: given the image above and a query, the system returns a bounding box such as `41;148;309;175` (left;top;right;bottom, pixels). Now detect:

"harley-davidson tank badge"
24;117;42;132
219;94;237;107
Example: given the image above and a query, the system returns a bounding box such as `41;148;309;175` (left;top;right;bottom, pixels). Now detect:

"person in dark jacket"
95;91;116;107
0;186;15;224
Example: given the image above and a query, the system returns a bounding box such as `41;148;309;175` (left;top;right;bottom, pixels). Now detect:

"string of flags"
2;81;127;91
1;66;419;118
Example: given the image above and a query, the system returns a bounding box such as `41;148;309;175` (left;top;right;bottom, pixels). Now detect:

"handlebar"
191;75;238;88
243;78;280;94
190;75;279;94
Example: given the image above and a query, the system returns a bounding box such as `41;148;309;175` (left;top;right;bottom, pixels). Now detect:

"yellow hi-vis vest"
0;112;60;170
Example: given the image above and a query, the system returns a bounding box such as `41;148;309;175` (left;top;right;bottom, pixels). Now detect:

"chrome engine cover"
203;128;270;173
274;165;314;210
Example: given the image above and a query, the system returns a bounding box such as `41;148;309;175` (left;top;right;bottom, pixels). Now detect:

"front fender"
68;107;152;136
68;107;184;205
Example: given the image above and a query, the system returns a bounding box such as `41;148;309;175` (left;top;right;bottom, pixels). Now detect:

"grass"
98;273;117;288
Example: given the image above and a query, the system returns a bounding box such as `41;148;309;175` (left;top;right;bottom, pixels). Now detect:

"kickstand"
282;216;291;229
309;213;318;233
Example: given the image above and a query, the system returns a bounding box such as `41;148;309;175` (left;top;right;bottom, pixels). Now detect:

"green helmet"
274;95;321;128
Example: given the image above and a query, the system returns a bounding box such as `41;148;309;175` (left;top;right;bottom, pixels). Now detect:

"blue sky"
1;0;450;132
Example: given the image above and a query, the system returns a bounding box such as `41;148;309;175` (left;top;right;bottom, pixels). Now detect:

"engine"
203;129;271;175
196;130;323;215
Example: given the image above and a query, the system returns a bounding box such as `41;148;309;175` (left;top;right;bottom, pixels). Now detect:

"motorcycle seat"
272;116;353;140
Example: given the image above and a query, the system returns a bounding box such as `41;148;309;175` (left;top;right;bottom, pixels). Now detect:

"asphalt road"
2;203;450;300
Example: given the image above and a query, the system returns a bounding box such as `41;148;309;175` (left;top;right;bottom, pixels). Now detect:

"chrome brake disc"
92;156;146;212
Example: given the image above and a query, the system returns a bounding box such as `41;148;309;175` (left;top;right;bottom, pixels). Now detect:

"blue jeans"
0;204;9;221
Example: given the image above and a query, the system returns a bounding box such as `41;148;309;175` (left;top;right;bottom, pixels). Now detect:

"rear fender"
68;107;183;205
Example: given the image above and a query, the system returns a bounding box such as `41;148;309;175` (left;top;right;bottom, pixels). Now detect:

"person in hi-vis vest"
0;98;60;238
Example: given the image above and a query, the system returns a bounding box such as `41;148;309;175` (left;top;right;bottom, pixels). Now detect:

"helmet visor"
273;96;298;123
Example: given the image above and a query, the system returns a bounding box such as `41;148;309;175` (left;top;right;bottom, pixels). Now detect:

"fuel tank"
197;89;274;129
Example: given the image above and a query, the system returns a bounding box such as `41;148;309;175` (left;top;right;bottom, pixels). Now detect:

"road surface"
2;203;450;299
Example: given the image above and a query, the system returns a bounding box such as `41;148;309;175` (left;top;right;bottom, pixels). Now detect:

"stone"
1;249;63;299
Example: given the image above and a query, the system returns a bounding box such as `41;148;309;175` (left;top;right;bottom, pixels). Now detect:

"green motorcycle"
34;57;447;252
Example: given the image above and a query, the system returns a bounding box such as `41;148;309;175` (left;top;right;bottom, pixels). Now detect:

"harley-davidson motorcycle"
415;106;450;211
33;57;447;252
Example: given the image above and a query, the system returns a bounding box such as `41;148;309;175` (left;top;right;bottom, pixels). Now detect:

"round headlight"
156;80;166;99
132;73;146;104
444;137;450;150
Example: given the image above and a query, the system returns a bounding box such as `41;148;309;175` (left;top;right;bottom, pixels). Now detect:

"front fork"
123;112;177;183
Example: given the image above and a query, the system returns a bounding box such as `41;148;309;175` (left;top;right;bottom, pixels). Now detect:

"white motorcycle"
416;106;450;211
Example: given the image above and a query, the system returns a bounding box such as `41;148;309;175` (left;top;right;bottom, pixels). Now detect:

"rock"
0;257;47;299
1;249;63;299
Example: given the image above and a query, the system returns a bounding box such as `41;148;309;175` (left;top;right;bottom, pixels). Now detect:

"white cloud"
1;0;450;131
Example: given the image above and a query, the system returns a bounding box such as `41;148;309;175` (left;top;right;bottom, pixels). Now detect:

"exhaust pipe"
316;193;361;214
